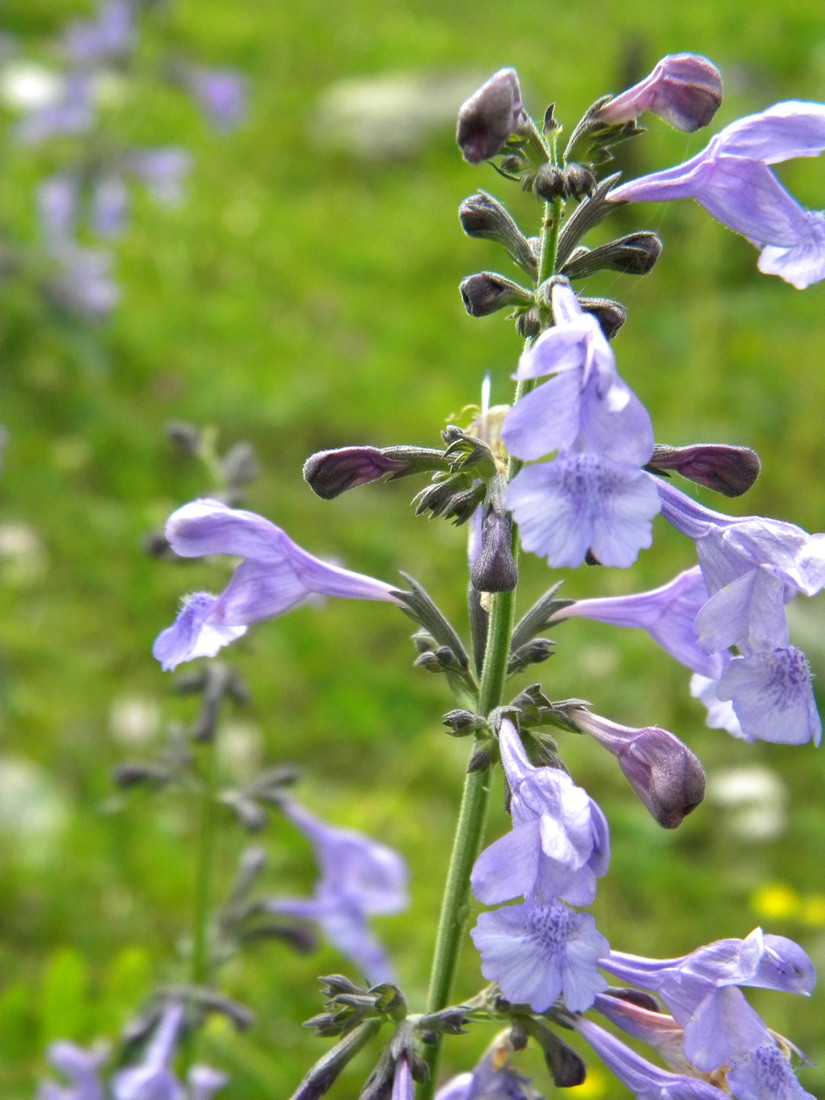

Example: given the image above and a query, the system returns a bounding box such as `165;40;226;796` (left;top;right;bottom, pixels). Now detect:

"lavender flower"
503;284;659;568
262;798;409;983
38;1040;107;1100
471;719;609;907
555;566;725;679
470;896;609;1012
127;148;192;207
184;67;247;130
153;499;401;670
600;928;815;1074
391;1055;415;1100
596;53;723;132
572;1016;728;1099
434;1051;539;1099
608;100;825;288
16;74;95;145
61;0;135;64
44;244;120;319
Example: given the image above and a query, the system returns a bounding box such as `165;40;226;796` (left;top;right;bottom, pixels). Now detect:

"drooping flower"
262;798;409;984
572;1016;729;1100
503;283;660;569
470;896;609;1013
608;100;825;288
152;499;401;670
471;719;609;907
596;53;723;132
434;1050;540;1100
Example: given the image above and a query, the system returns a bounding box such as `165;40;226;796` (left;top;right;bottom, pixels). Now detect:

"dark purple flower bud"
571;709;705;828
460;272;534;317
303;446;409;499
459;191;536;275
457;68;524;163
562;232;663;278
534;162;596;201
471;508;518;592
647;443;761;497
576;296;626;339
597;53;723;132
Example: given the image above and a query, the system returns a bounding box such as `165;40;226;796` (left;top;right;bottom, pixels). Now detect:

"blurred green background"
3;0;825;1096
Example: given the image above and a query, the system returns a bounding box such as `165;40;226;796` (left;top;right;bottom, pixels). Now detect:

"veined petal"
693;157;810;247
471;819;542;904
152;592;247;670
718;647;821;746
714;100;825;164
759;210;825;288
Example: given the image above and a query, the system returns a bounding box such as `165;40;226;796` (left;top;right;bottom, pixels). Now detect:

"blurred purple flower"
262;798;409;983
44;244;120;319
434;1051;539;1099
470;896;609;1012
62;0;136;63
38;1040;107;1100
555;566;725;679
471;719;609;907
111;1003;227;1100
38;175;79;240
572;1016;728;1100
185;67;247;130
91;174;130;236
597;53;722;132
16;73;95;144
153;499;401;670
608;100;825;288
127;148;192;206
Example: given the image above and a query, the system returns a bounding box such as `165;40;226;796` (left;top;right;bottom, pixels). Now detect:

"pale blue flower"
185;68;247;130
572;1017;729;1099
38;1040;107;1100
470;897;609;1012
262;799;409;983
608;101;825;288
153;499;400;670
557;566;725;679
471;719;609;907
434;1052;539;1099
506;454;660;568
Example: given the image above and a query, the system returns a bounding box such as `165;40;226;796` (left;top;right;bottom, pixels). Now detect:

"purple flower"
111;1003;227;1100
434;1051;539;1099
608;100;825;288
185;67;247;130
471;720;609;907
502;283;654;465
556;566;725;679
593;993;691;1073
16;74;95;144
505;453;660;568
470;896;609;1013
152;499;400;670
91;174;130;236
572;1016;729;1099
44;244;120;320
600;928;815;1072
262;798;409;983
62;0;135;63
391;1055;414;1100
38;175;79;241
571;710;705;828
127;148;191;206
38;1041;107;1100
503;284;659;568
596;53;723;132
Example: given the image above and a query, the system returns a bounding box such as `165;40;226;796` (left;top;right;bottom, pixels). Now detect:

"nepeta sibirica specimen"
152;50;822;1100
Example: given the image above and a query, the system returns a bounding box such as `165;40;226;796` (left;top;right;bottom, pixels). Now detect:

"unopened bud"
303;446;410;499
647;443;761;497
562;232;662;279
534;162;595;201
573;709;705;828
577;296;626;339
457;68;524;163
459;191;537;275
507;638;555;674
515;307;542;338
597;53;722;132
471;508;518;593
443;708;486;736
460;272;534;317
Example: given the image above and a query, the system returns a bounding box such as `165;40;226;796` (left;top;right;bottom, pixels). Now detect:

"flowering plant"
39;49;824;1100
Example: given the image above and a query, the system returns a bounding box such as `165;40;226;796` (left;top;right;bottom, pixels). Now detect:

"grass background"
2;0;825;1096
